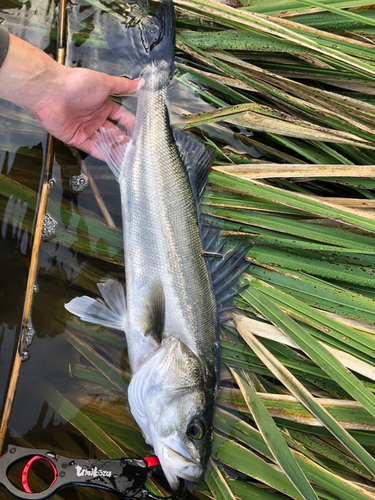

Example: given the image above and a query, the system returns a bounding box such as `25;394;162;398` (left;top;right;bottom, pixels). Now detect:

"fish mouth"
159;444;203;491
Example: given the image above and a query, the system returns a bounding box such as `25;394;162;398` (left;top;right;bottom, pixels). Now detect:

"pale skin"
0;34;141;158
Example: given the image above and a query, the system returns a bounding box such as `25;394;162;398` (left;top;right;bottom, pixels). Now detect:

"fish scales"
65;0;222;491
123;73;216;371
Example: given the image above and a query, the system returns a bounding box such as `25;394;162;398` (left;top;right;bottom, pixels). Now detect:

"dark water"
0;0;257;497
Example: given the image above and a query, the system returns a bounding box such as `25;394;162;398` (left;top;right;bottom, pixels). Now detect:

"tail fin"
104;0;176;79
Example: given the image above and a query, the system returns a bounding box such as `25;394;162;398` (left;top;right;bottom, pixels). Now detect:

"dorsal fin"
174;130;215;206
202;224;251;322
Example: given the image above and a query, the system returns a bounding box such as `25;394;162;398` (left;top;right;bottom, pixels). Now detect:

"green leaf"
44;386;127;458
205;459;237;500
66;330;129;391
212;434;305;499
209;170;375;235
229;368;319;500
235;316;375;478
245;267;375;324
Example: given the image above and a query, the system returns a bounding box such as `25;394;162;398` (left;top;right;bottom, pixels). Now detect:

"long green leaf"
230;368;319;500
234;316;375;479
44;386;127;458
239;286;375;419
209;170;375;233
246;267;375;323
205;459;237;500
212;435;305;499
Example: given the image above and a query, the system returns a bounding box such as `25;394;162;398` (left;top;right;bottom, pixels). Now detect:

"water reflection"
0;0;56;50
0;0;59;492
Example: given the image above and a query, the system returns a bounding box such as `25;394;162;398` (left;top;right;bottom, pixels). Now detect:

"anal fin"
94;128;131;180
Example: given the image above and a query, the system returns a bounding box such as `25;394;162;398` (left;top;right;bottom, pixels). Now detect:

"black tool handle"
0;445;149;499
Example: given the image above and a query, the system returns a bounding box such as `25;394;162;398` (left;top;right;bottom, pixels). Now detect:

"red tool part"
21;455;58;494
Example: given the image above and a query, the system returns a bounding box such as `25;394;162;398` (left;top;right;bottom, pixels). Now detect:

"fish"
65;0;248;490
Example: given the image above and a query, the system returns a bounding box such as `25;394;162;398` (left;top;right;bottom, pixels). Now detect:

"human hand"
0;33;141;158
32;66;141;158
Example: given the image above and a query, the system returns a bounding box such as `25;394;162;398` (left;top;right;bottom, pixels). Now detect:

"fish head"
128;337;215;490
150;383;213;490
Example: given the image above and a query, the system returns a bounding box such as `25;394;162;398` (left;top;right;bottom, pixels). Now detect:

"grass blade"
234;315;375;478
229;367;319;500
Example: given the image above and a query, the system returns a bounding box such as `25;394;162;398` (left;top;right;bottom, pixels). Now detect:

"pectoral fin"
140;279;165;344
65;279;127;332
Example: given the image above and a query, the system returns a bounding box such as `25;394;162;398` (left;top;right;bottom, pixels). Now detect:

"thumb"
108;76;144;96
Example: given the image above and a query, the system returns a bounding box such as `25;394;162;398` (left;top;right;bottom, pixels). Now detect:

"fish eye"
188;419;205;440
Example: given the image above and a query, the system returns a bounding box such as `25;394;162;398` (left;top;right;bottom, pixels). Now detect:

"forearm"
0;32;65;114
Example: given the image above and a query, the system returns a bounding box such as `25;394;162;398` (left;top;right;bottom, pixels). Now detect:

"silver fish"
65;0;247;490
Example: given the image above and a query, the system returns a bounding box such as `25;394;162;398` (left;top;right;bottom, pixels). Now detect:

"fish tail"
105;0;176;79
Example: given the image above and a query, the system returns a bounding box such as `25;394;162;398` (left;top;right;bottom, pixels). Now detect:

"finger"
107;100;136;132
108;76;144;96
76;123;131;160
97;124;132;147
74;138;104;160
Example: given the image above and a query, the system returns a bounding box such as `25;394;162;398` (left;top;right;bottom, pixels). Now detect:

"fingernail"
136;78;145;90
